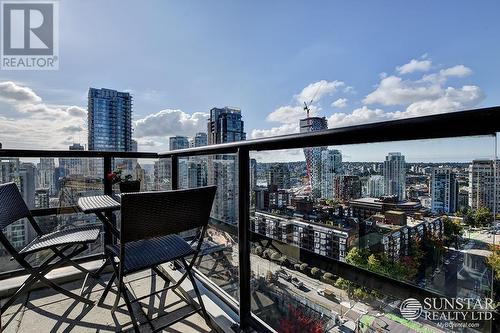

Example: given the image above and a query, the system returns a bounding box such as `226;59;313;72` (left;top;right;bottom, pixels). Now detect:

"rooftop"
350;197;421;206
1;108;500;333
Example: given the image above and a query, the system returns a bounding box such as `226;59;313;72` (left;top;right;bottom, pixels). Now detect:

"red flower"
106;172;117;181
279;305;324;333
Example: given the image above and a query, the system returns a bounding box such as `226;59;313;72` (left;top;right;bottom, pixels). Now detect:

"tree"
463;208;476;226
443;216;463;248
254;246;263;256
311;267;321;278
345;248;368;267
322;272;336;285
334;277;351;291
400;256;418;279
367;254;382;272
279;255;289;267
352;288;372;302
487;245;500;281
300;263;309;273
263;249;274;259
475;207;493;226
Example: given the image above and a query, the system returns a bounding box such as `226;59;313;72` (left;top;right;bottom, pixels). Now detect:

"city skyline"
0;1;500;162
0;2;498;332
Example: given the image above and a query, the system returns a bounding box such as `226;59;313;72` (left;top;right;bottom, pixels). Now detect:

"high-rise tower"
431;167;458;214
88;88;133;151
300;116;328;197
207;107;246;224
383;152;406;200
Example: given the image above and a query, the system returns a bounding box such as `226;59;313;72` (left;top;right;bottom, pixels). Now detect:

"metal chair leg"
120;282;141;333
182;258;211;326
98;271;116;305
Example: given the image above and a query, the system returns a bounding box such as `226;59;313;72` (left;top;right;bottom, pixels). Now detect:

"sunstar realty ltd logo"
400;297;496;329
1;0;59;70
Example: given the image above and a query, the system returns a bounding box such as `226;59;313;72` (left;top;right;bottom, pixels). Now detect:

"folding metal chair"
99;186;217;332
0;182;100;313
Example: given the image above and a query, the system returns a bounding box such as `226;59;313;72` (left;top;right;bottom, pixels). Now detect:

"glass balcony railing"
1;106;500;333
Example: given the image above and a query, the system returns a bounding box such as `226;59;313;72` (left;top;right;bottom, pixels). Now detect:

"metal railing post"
237;147;251;328
171;155;179;190
103;157;112;196
103;156;113;246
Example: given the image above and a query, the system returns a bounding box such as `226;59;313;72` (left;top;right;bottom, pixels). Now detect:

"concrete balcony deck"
1;269;215;333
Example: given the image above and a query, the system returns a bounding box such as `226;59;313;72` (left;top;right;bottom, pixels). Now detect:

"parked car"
291;277;304;288
277;270;291;281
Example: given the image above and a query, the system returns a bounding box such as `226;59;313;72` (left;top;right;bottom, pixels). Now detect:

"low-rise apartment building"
251;211;357;262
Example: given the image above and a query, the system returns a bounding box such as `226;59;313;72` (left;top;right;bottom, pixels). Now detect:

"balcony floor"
1;270;214;333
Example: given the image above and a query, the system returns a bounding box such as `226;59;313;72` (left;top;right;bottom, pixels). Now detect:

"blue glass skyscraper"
207;107;246;145
88;88;133;151
207;107;246;224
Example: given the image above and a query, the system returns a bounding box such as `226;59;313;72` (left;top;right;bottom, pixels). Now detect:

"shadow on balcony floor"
0;270;214;333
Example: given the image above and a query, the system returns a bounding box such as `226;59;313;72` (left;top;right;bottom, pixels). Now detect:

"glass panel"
250;135;496;332
0;157;105;273
155;157;172;191
177;153;240;301
110;158;161;194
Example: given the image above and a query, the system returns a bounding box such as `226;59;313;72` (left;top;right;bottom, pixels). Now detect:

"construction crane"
302;99;314;194
303;99;313;118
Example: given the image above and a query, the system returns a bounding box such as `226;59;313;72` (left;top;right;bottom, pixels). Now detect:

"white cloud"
393;85;484;118
61;124;84;134
343;86;355;94
134;109;208;138
252;148;304;163
136;138;159;147
328;85;484;129
0;81;42;104
328;106;389;128
363;75;442;106
294;80;344;103
266;105;318;124
331;98;347;108
251;123;298;139
396;58;432;74
363;62;480;113
439;65;472;78
0;81;87;149
253;56;484;148
253;80;347;140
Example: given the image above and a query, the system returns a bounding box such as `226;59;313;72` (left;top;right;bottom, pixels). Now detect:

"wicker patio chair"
0;182;100;313
99;186;217;332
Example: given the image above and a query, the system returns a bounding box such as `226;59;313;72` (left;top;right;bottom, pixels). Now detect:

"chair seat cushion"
20;225;101;254
107;234;195;273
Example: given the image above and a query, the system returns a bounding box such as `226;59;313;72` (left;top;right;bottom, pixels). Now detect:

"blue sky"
1;0;499;161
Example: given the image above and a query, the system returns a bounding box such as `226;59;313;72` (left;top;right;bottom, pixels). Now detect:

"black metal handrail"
1;106;500;331
158;106;500;331
158;106;500;158
0;150;157;158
